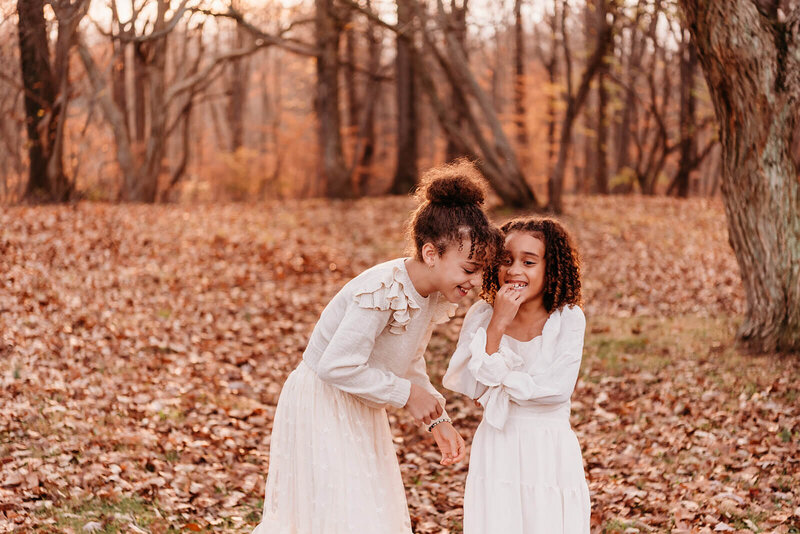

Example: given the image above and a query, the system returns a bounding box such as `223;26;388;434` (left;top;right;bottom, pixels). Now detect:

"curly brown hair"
407;160;502;267
481;217;582;313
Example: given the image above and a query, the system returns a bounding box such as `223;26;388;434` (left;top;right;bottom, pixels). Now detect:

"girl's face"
425;240;484;303
498;231;546;303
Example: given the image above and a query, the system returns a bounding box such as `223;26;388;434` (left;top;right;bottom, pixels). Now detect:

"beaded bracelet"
427;415;451;432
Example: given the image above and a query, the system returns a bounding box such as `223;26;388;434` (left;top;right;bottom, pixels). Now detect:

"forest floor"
1;196;798;533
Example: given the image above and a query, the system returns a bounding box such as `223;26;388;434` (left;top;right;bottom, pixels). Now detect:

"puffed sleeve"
477;305;586;429
314;303;412;409
442;300;495;400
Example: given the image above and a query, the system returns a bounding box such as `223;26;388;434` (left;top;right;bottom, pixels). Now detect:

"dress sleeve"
474;306;586;429
442;301;494;400
314;299;412;409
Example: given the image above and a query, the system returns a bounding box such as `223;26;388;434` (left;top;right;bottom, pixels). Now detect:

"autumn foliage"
1;197;798;533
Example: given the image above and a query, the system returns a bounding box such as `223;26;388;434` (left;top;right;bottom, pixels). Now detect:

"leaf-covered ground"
1;196;797;533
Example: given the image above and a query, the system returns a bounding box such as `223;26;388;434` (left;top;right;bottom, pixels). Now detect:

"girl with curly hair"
252;161;502;534
443;217;590;533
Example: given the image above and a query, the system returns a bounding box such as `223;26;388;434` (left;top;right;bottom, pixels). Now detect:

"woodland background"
1;0;800;532
1;0;739;204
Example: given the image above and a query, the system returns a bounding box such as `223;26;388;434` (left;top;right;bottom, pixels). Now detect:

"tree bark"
679;0;800;352
672;29;698;197
227;24;249;152
513;0;529;167
391;0;418;195
444;0;469;162
355;1;379;192
316;0;350;197
594;0;610;195
17;0;78;202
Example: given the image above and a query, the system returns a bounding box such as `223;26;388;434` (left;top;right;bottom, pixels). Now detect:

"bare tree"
78;0;296;202
444;0;469;163
512;0;528;166
391;0;418;194
594;0;610;194
226;20;250;152
316;0;350;197
547;0;616;213
679;0;800;352
17;0;88;202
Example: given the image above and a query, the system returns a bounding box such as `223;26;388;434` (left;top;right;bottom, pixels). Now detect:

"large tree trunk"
316;0;350;197
17;0;74;202
391;0;418;195
679;0;800;353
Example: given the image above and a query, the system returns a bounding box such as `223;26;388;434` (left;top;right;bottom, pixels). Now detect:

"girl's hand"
405;383;444;425
489;284;524;332
486;284;523;353
431;422;466;466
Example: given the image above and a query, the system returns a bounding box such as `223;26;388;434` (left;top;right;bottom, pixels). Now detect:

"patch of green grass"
36;496;170;533
730;510;767;532
603;518;648;533
157;408;184;422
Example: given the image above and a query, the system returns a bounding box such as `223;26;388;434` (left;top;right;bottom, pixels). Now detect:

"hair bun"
418;160;487;207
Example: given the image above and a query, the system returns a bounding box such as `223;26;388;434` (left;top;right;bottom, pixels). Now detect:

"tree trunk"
17;0;72;202
355;1;379;192
513;0;529;168
391;0;418;194
315;0;350;197
445;0;469;162
227;24;249;152
672;30;698;198
679;0;800;352
596;71;609;194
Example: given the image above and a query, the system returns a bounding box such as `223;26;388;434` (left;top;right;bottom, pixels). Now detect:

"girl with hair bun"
444;217;590;533
252;161;502;534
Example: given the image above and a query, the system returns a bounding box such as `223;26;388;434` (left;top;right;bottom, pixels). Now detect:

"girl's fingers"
448;436;459;461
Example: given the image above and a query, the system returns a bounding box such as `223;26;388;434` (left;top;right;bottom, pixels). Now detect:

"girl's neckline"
398;258;431;303
503;332;543;344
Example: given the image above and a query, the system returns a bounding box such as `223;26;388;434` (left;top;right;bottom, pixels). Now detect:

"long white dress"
443;300;591;534
253;258;457;534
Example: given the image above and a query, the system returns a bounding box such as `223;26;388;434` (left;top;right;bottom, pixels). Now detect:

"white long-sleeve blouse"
302;258;457;413
442;300;586;430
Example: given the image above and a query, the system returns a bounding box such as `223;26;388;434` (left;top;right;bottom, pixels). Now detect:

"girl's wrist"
487;319;507;337
427;415;452;432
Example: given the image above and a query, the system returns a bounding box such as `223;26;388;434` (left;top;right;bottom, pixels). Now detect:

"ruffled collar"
397;258;458;325
353;258;457;334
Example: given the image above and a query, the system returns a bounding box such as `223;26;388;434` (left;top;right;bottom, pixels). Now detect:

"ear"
421;242;438;267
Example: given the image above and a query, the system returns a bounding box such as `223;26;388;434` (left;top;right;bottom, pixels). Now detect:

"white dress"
253;258;457;534
443;300;591;534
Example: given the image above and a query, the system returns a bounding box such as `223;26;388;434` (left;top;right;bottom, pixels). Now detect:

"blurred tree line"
3;0;731;207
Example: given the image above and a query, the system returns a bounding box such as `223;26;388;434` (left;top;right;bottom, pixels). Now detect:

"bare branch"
165;44;264;104
190;6;317;57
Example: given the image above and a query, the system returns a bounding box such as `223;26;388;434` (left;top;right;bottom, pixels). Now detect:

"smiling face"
498;231;546;303
423;239;485;303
